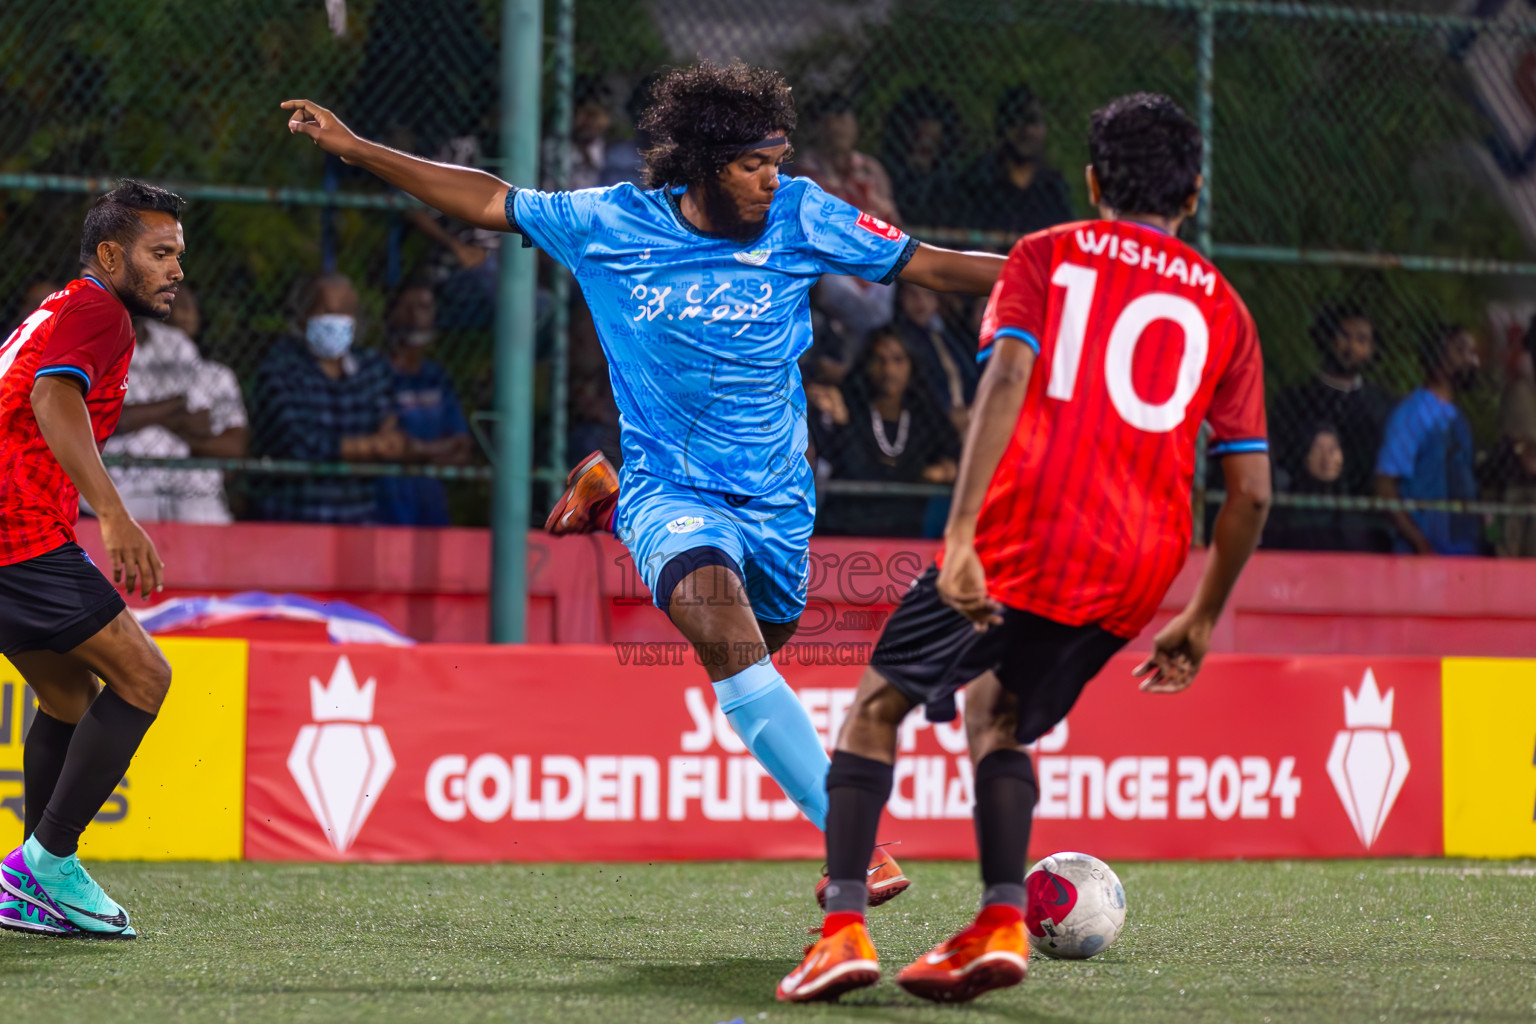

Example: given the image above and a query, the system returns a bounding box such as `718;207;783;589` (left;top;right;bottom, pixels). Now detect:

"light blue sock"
713;658;829;830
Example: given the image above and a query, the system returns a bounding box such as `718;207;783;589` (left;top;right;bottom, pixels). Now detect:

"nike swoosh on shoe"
58;901;128;929
924;947;964;965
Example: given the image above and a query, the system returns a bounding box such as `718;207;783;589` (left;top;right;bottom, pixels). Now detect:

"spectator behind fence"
1375;324;1483;555
1497;318;1536;555
251;273;403;524
14;277;62;324
541;76;642;191
880;87;962;229
407;132;502;328
793;93;902;224
801;305;860;389
1263;423;1379;551
809;328;959;537
1273;305;1394;496
795;93;904;341
376;282;472;526
953;85;1073;237
565;296;623;468
892;280;977;434
101;285;248;523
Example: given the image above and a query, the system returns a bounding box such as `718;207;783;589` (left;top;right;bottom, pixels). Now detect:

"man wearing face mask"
376;280;472;526
1375;324;1485;555
251;272;404;523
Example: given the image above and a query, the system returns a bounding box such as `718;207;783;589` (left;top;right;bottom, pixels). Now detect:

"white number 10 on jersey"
1047;262;1209;434
0;309;53;381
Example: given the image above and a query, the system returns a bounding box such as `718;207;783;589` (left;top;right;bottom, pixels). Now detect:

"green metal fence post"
1194;0;1216;540
1195;0;1215;256
492;0;543;644
546;0;576;490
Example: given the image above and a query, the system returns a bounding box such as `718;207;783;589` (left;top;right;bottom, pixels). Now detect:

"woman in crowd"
1264;422;1378;552
808;327;959;537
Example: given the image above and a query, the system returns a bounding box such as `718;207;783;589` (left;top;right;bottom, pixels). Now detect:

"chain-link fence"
4;0;1536;553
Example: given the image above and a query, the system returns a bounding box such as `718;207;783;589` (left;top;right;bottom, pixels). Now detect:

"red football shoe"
544;450;619;535
815;844;910;909
776;915;881;1003
896;906;1028;1003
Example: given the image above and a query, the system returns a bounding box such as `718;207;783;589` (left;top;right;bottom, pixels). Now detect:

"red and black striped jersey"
0;277;136;566
969;219;1267;638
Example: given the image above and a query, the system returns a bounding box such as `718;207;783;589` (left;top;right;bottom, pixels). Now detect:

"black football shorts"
870;566;1129;743
0;542;126;657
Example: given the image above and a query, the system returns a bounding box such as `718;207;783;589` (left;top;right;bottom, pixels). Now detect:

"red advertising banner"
243;644;1442;862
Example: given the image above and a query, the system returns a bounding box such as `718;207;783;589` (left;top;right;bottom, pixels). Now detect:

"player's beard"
120;258;173;320
701;180;769;244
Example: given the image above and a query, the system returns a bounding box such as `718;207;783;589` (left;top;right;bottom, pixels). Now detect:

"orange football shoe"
815;843;911;910
776;916;881;1003
896;907;1028;1003
544;450;619;535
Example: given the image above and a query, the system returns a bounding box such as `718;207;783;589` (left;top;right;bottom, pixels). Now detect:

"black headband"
714;135;789;153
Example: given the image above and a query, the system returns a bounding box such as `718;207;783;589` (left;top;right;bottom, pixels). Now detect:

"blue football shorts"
614;463;815;624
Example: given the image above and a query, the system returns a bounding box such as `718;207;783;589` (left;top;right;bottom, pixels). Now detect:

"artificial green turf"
1;860;1533;1023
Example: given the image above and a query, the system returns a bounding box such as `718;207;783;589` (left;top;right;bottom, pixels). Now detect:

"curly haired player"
778;94;1271;1003
0;180;185;939
282;62;1004;900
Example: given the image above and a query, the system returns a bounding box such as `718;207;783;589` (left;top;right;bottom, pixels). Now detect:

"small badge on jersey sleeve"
666;516;707;534
856;212;903;241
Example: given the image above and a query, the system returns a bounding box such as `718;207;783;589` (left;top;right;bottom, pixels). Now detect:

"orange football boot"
815;843;910;909
776;917;881;1003
544;450;619;535
896;908;1028;1003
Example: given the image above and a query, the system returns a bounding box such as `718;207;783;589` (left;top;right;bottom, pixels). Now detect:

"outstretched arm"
282;99;512;232
898;243;1005;296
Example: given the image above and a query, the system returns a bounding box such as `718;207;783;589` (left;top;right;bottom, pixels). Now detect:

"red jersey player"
779;95;1271;1004
0;181;185;939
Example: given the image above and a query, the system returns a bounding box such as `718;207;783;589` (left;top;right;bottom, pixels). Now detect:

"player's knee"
846;672;913;729
33;676;99;724
118;646;172;713
964;681;1022;764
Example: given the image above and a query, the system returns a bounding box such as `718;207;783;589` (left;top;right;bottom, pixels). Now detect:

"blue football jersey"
509;176;916;496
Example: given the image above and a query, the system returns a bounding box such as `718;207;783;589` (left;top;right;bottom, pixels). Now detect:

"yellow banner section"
0;638;248;860
1443;657;1536;858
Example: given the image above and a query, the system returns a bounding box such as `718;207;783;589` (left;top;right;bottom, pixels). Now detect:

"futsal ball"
1025;851;1127;959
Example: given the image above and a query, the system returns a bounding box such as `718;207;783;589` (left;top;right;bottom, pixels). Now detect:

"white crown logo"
309;655;376;722
1326;667;1410;849
1342;669;1394;729
289;656;395;854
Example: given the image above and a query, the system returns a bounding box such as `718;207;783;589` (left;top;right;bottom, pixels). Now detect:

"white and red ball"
1025;852;1127;959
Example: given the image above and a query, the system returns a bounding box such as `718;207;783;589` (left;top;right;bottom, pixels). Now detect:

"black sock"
974;749;1039;909
33;689;157;857
823;751;894;913
23;711;76;841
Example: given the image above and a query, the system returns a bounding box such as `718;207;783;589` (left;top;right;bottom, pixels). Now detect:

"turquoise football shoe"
0;896;75;935
1;838;135;939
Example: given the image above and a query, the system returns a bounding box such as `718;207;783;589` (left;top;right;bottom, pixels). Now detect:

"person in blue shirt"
1375;324;1483;555
280;62;1002;866
377;280;473;526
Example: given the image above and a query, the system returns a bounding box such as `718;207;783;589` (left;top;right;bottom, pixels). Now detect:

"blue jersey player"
282;63;1002;898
